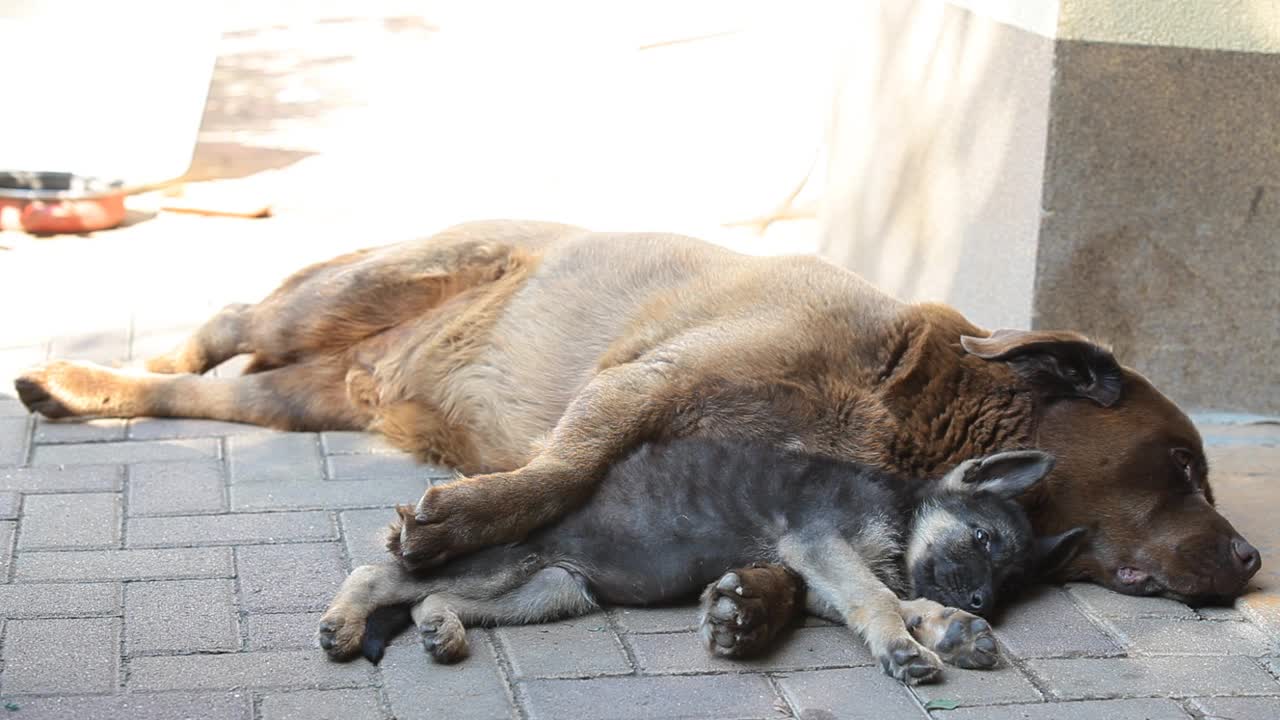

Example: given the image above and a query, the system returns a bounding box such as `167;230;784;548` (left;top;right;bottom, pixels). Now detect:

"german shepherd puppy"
322;440;1083;684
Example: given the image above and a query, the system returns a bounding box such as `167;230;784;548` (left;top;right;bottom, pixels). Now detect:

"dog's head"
907;450;1085;616
963;329;1261;604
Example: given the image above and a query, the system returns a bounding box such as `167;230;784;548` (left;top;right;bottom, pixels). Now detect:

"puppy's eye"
974;528;990;549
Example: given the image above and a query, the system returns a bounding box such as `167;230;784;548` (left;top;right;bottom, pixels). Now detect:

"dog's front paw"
397;481;494;571
318;606;367;661
878;637;943;684
908;606;999;670
698;565;801;658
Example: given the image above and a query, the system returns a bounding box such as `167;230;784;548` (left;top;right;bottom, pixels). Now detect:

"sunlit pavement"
1;4;1277;718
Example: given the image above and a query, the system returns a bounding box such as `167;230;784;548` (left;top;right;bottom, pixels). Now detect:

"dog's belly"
435;233;750;465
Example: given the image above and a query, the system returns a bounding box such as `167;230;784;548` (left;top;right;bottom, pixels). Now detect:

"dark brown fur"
14;220;1259;618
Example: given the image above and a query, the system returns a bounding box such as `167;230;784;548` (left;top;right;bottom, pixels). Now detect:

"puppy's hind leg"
699;563;804;658
409;566;598;664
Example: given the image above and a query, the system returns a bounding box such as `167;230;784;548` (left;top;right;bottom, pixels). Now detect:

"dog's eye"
1170;448;1201;492
974;528;990;549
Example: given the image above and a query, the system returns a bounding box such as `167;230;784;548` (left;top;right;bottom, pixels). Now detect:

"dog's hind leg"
144;303;255;374
15;355;369;430
409;566;597;664
699;564;804;658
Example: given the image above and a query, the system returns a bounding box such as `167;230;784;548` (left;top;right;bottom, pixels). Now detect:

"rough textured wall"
818;1;1055;330
1034;40;1280;413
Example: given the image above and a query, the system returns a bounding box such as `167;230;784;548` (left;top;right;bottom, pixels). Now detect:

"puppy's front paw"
908;606;999;670
878;637;943;684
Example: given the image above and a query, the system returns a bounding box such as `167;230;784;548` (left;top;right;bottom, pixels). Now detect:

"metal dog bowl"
0;171;129;234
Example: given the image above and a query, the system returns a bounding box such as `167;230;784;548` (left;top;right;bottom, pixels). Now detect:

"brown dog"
15;220;1259;625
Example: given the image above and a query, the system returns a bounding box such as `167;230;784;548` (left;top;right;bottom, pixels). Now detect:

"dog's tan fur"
15;220;1258;616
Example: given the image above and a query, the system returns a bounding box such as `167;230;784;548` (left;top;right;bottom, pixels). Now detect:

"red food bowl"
0;171;129;234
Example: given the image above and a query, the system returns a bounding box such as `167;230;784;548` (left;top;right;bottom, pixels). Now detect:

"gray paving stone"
911;664;1043;707
129;417;269;440
1026;656;1280;700
1065;582;1197;619
260;688;384;720
19;492;121;549
128;459;227;516
0;464;123;492
0;520;13;576
1197;604;1248;621
0;692;253;720
997;586;1123;658
237;542;347;612
127;510;335;547
321;431;399;455
937;698;1192;720
31;437;219;466
496;613;631;678
340;508;399;567
520;674;781;720
228;433;323;483
1190;696;1280;720
627;626;872;674
612;604;700;634
232;477;430;511
775;667;923;720
245;611;324;651
1106;617;1273;656
15;546;234;581
1;618;119;694
326;452;447;481
126;579;240;652
127;649;374;691
0;416;29;465
0;490;16;519
0;396;30;416
382;636;514;720
0;582;120;618
33;417;127;444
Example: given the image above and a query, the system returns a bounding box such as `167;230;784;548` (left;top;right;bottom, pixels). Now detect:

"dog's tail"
361;603;414;664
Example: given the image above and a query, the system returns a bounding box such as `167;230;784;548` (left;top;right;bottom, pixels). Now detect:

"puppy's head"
907;450;1086;616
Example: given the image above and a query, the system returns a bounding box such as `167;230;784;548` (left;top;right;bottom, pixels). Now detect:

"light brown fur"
14;220;1258;613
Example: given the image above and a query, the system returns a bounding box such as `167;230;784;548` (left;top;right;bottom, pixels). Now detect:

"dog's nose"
968;591;986;611
1231;537;1261;575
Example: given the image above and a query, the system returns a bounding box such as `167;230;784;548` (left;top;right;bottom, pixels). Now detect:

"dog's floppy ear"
961;329;1123;407
943;450;1056;499
1033;527;1088;578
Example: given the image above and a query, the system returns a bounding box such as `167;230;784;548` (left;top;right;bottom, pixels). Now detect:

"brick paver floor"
1;6;1277;716
0;292;1278;719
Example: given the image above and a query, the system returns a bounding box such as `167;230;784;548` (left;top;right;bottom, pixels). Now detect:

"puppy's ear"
943;450;1056;499
1033;527;1088;578
961;329;1123;407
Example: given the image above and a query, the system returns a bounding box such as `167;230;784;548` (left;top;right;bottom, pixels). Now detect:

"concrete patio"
1;3;1278;718
0;274;1277;720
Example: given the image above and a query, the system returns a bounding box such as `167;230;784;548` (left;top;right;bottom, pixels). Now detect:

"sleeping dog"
321;440;1083;683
